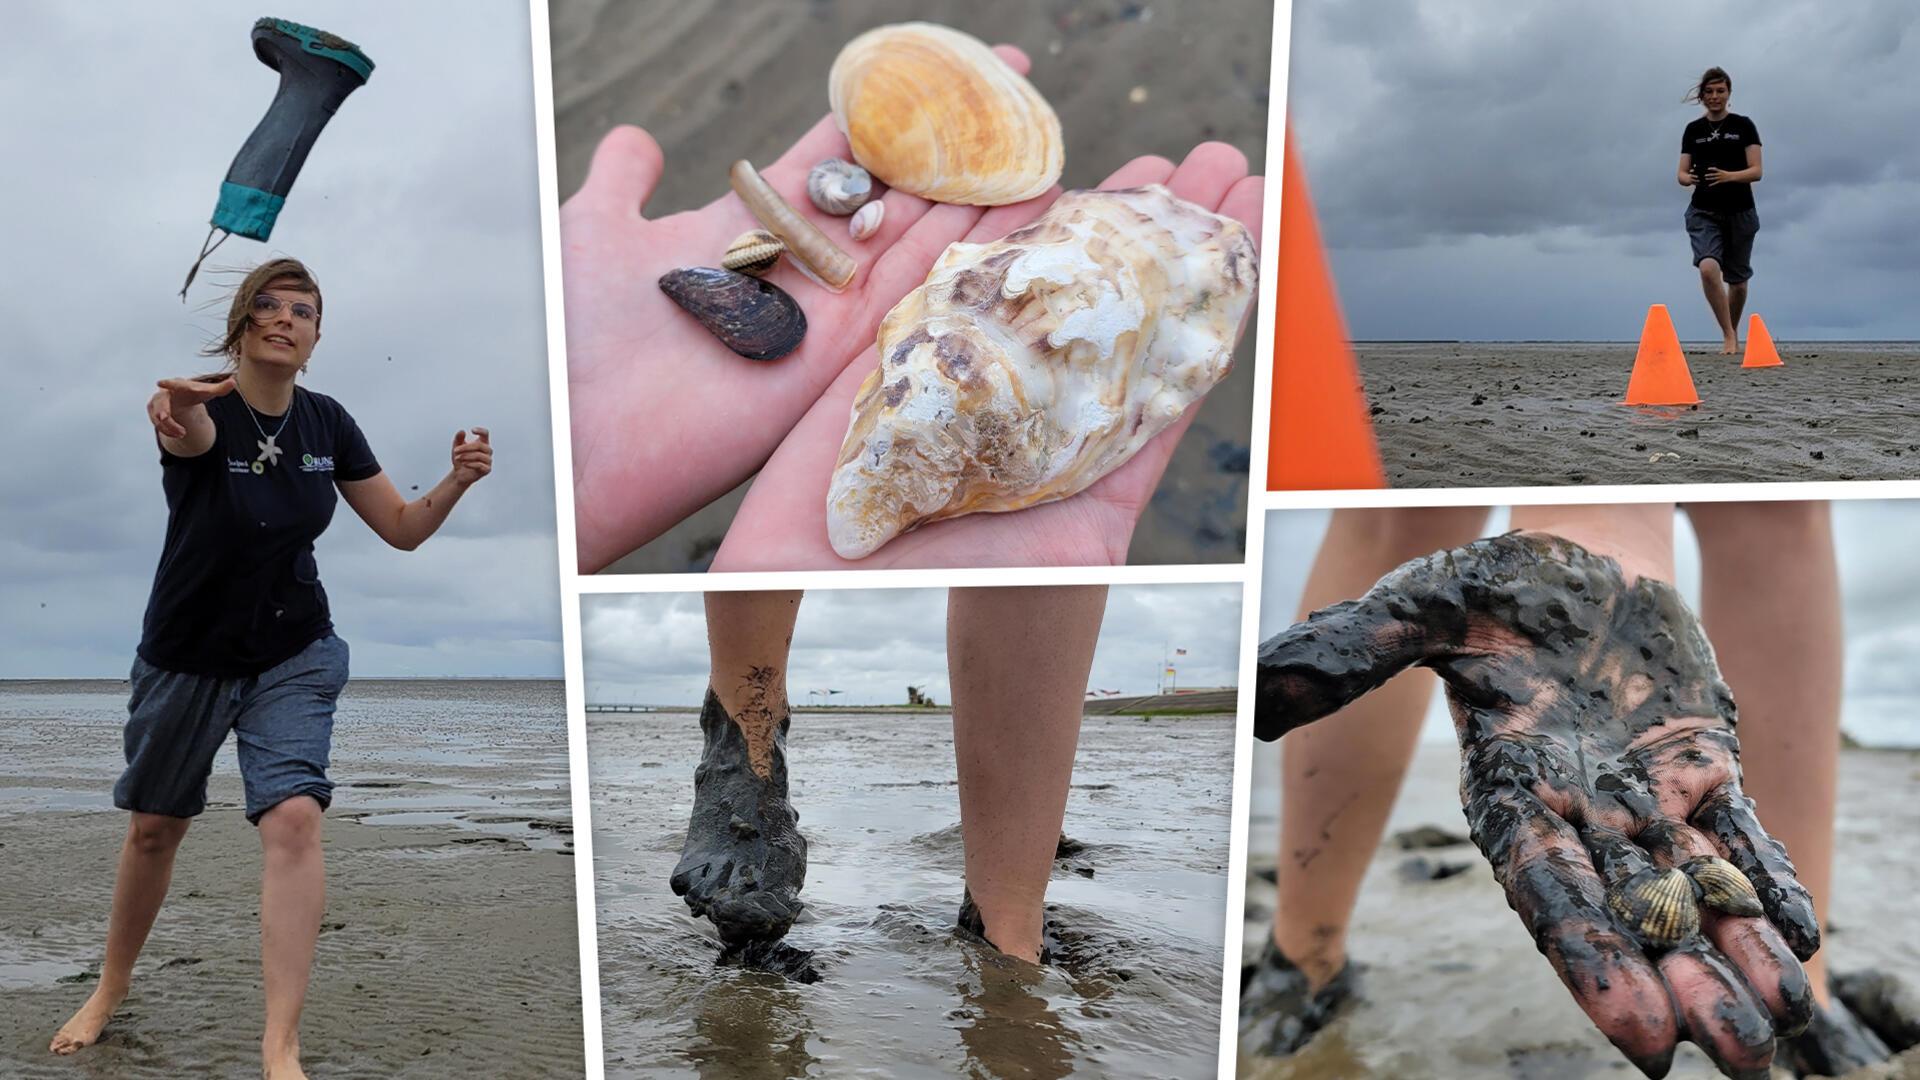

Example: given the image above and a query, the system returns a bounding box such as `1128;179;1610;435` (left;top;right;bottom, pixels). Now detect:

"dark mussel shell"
658;267;807;362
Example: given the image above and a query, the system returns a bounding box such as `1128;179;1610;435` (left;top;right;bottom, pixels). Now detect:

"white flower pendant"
256;435;283;467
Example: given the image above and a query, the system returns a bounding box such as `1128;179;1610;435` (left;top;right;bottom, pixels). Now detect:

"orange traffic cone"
1622;304;1701;406
1743;313;1783;368
1268;127;1385;490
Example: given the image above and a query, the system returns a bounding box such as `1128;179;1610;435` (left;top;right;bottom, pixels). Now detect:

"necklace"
233;386;294;468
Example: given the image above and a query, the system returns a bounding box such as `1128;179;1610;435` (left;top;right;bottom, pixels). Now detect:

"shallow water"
0;679;582;1078
591;710;1235;1079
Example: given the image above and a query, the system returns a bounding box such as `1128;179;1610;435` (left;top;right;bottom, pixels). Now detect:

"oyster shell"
828;22;1063;206
824;184;1256;558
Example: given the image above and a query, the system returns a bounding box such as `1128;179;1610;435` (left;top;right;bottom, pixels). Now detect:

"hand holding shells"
1256;533;1818;1079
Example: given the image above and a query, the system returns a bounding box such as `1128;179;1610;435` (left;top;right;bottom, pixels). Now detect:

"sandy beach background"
548;0;1273;572
0;679;583;1079
1359;342;1920;488
591;709;1234;1078
1240;741;1920;1080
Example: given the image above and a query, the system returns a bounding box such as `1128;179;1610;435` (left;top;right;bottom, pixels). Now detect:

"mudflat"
0;680;583;1078
1357;342;1920;488
592;709;1235;1078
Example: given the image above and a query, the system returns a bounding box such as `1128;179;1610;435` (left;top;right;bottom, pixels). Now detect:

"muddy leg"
50;813;190;1055
949;585;1106;964
670;591;808;945
259;796;324;1080
1270;508;1488;986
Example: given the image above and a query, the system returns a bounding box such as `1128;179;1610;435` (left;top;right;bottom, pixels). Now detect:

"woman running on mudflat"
1677;66;1764;354
671;586;1105;967
49;259;493;1079
1245;504;1917;1078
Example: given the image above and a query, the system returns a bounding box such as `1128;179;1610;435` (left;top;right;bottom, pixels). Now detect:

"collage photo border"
510;2;1920;1077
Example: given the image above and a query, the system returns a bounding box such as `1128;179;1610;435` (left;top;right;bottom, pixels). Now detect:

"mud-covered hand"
1255;532;1819;1079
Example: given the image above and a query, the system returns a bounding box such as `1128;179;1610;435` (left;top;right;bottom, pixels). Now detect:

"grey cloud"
1289;0;1920;340
581;585;1243;709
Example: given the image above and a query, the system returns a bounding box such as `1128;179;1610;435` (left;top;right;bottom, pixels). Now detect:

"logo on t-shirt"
228;457;255;475
299;453;336;474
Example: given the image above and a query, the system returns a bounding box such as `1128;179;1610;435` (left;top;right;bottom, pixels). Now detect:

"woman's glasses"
251;293;319;323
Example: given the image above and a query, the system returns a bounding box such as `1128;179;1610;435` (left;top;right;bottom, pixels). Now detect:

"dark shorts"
115;635;349;824
1686;206;1760;284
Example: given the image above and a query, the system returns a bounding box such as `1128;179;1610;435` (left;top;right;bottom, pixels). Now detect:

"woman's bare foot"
263;1033;307;1079
49;983;126;1054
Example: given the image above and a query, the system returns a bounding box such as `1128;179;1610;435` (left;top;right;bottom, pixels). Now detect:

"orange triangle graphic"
1622;304;1701;406
1743;313;1783;368
1268;128;1385;491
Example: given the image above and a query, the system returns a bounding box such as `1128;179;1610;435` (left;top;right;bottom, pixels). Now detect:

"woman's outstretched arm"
338;428;491;550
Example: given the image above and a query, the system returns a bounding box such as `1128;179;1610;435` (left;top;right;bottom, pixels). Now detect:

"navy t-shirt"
138;385;380;677
1682;113;1762;214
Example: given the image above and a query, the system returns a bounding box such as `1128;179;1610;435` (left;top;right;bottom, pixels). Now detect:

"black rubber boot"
669;689;807;945
1238;935;1360;1056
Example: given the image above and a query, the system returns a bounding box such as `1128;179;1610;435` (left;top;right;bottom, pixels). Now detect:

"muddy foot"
1238;937;1359;1056
49;985;124;1055
1834;970;1920;1054
1782;994;1893;1077
956;889;1059;965
669;689;806;945
723;938;821;984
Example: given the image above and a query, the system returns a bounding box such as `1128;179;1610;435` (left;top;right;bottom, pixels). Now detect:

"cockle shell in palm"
825;184;1257;559
828;22;1063;206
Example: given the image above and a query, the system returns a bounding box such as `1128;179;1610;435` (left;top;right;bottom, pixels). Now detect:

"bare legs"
1689;502;1843;1007
52;799;326;1077
1700;258;1740;353
705;591;804;777
1271;508;1488;988
50;813;190;1054
949;585;1108;963
259;796;325;1080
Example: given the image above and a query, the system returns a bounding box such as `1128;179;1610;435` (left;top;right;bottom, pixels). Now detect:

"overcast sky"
0;3;558;677
1260;502;1920;747
581;584;1242;707
1290;0;1920;341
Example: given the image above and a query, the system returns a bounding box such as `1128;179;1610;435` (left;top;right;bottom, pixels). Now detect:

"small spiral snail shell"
722;230;785;277
807;158;877;216
848;200;885;241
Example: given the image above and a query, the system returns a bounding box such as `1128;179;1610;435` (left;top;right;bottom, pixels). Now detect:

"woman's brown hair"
1685;67;1732;104
198;257;324;366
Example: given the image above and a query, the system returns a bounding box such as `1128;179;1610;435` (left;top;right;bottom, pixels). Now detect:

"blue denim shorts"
115;635;349;824
1685;206;1760;285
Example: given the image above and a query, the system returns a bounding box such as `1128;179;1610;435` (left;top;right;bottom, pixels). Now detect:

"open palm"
564;48;1096;572
708;144;1263;571
1256;533;1819;1078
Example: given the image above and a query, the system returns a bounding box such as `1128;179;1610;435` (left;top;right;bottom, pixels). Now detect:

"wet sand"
0;679;583;1078
592;710;1235;1078
1358;342;1920;487
549;0;1272;571
1240;743;1920;1079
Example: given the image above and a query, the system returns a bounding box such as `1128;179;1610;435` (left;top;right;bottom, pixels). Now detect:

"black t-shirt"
138;385;380;677
1682;113;1762;214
